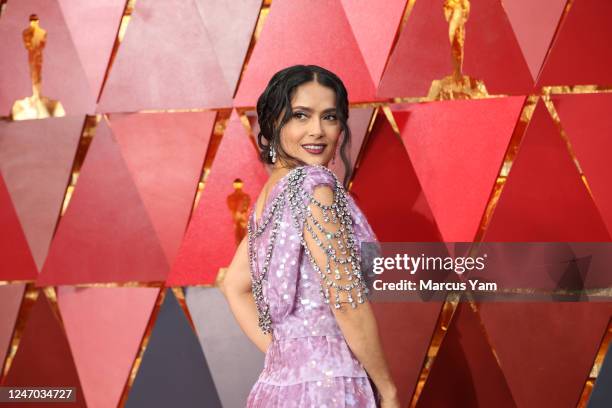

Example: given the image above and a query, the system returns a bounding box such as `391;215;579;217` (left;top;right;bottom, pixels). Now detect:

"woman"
221;65;399;408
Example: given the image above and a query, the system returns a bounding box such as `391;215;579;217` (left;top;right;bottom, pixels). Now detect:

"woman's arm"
304;185;398;404
219;235;272;353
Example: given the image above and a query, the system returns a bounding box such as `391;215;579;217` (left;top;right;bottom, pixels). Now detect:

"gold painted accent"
391;95;433;104
578;319;612;406
213;114;230;137
452;246;507;379
237;109;256;137
365;106;380;135
381;105;400;135
171;287;197;331
227;178;251;245
445;0;470;80
0;280;35;286
474;95;538;242
10;15;65;120
580;175;595;198
542;94;583;172
518;94;539;125
542;92;599;201
190;111;225;217
477;177;505;240
546;85;612;95
24;15;46;97
233;0;272;99
117;0;137;42
378;0;417;88
41;286;70;336
254;3;271;40
193;174;208;212
465;293;507;385
532;0;574;85
96;0;137;102
345;107;379;192
171;286;185;301
426;0;489;101
43;286;56;302
590;321;612;378
237;109;266;170
1;284;37;379
500;94;539;177
397;0;418;51
60;115;99;217
409;293;461;407
348;101;390;110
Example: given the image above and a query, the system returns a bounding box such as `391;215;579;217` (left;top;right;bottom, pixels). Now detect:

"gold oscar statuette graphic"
10;14;65;120
226;178;251;245
427;0;488;100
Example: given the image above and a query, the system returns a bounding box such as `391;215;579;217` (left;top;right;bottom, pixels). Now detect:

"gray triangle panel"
186;287;264;408
126;288;221;408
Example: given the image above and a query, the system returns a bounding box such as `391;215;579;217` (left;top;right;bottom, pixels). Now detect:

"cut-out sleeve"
288;165;373;310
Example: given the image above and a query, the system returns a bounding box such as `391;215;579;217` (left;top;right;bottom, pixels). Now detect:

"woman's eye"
325;114;338;121
293;112;307;119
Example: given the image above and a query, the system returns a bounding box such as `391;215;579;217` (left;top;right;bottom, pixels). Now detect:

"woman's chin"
304;158;330;167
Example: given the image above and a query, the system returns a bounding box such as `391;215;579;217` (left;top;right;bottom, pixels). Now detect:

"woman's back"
246;164;379;407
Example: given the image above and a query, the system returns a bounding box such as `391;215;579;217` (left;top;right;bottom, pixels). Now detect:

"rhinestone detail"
247;189;286;335
247;164;369;335
287;166;368;310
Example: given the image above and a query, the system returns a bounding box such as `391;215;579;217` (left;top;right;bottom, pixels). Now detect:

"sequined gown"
246;164;380;407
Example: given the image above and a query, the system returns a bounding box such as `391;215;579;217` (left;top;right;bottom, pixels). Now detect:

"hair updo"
255;64;353;188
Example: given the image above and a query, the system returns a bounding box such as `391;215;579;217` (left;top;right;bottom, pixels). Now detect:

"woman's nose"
308;117;324;135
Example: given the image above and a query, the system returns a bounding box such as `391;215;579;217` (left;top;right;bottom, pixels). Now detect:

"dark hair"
255;64;353;188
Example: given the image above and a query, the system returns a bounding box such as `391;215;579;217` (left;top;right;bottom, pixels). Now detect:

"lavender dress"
246;164;379;407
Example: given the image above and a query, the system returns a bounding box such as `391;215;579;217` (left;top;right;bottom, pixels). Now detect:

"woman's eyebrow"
292;105;337;113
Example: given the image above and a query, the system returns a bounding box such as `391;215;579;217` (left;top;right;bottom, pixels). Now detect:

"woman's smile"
301;143;327;155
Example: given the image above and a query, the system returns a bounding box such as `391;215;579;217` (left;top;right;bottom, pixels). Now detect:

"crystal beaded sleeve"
247;190;286;335
288;166;369;310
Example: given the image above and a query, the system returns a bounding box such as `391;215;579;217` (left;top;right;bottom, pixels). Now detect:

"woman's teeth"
302;144;326;154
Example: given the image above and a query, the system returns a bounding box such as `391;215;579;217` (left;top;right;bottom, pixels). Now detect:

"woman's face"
276;80;342;168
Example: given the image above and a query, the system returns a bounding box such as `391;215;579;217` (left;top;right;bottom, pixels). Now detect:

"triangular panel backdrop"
1;0;611;406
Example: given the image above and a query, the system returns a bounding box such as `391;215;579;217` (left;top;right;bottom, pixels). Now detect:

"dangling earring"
269;142;277;164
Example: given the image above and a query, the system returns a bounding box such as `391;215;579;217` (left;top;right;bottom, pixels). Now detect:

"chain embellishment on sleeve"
247;189;286;335
287;165;369;310
247;165;370;335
